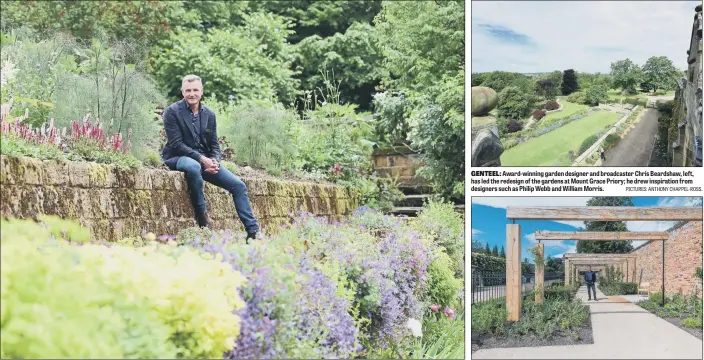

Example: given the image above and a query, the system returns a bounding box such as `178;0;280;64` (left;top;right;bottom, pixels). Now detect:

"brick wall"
632;221;703;296
0;155;359;241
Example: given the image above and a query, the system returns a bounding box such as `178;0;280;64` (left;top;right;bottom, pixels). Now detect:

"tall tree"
610;59;643;95
561;69;579;95
500;245;506;258
484;243;492;256
577;197;635;253
642;56;680;94
471;238;484;253
535;78;558;100
492;244;499;256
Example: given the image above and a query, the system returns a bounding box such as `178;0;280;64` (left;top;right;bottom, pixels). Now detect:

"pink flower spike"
431;304;439;312
443;307;455;319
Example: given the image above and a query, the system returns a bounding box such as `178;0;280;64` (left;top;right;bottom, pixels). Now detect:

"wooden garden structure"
504;206;702;321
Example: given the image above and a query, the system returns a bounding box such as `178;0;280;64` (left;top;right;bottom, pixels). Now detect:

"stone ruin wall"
673;5;703;167
0;155;359;241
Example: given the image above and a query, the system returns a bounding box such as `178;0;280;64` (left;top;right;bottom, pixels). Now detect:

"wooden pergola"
505;206;702;321
561;253;638;284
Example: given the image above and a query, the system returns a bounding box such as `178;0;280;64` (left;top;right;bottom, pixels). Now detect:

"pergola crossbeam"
536;231;668;241
507;206;701;221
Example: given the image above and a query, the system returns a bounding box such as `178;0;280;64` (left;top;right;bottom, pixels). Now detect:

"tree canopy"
576;197;635;254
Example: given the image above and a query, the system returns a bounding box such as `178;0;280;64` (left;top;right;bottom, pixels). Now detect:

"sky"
471;196;702;264
471;1;700;73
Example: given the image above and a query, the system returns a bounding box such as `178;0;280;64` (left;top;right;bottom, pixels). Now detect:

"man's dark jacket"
584;271;597;284
161;99;221;170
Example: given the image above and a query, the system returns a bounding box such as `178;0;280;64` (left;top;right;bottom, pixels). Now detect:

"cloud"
625;196;702;232
555;245;577;258
471;228;483;239
477;24;537;46
471;1;699;73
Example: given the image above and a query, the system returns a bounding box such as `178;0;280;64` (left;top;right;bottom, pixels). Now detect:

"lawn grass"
500;110;621;166
541;101;588;123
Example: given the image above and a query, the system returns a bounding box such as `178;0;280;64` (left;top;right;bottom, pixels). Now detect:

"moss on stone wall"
0;155;358;241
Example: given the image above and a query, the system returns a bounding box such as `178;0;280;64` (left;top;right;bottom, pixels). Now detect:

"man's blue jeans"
586;282;597;299
176;156;259;234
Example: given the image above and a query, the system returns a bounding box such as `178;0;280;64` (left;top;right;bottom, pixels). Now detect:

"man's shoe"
246;231;256;244
196;211;210;228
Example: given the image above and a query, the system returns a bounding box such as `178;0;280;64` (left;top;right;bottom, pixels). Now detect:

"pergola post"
506;224;522;321
565;259;570;285
535;243;544;304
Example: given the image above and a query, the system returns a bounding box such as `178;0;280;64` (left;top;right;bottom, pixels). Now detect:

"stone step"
390;204;464;217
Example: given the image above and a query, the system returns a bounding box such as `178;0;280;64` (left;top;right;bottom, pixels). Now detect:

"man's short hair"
181;75;202;89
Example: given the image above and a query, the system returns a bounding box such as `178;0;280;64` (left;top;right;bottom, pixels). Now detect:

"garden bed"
472;318;593;352
659;316;703;340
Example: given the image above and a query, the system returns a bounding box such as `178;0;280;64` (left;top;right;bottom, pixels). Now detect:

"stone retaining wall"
0;155;359;241
372;146;430;191
631;222;703;297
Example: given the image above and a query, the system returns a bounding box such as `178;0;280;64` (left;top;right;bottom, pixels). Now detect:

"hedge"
471;253;505;273
544;286;574;302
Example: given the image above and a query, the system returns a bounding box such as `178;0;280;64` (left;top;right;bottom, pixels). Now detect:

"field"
500;110;622;166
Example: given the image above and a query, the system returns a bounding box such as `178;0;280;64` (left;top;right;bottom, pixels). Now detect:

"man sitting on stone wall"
161;74;259;242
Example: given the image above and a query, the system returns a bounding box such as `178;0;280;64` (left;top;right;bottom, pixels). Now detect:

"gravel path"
601;108;659;166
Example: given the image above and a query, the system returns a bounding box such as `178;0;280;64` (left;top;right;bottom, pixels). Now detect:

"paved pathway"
602;108;659;166
473;285;703;359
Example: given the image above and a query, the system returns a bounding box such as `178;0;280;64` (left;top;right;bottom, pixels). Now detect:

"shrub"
426;250;463;308
413;199;465;277
657;100;675;115
619;282;638;295
544;100;560;111
551;281;565;287
578;135;599;154
532;109;546;120
585;85;609;106
470;253;505;273
0;217;246;359
505;119;523;133
497;86;535;120
567;91;586;104
682;317;703;328
602;133;621;149
471;301;507;336
544;286;574;302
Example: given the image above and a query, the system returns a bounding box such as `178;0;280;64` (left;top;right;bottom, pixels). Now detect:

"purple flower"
431;304;439;312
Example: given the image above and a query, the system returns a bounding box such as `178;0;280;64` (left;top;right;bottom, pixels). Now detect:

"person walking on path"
161;74;260;242
600;149;606;162
584;265;598;301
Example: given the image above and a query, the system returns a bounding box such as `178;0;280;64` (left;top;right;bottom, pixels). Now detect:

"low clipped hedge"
544;286;574;302
578;135;599;154
602;133;621;149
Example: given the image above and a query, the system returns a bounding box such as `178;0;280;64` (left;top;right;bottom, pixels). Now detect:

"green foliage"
610;58;643;94
577;197;634;253
426;250;463;308
577;72;612;90
412;199;465;277
292;89;377;180
0;135;65;160
696;267;703;279
136;148;163;168
544;286;574;302
415;311;465;359
0;1;178;49
642;56;680;93
656;100;676;115
497;86;535;120
471;300;507;336
0;217;246;359
148;14;299;105
682;317;703;328
375;1;464;199
578;135;599;154
206;98;298;170
479;71;534;94
373;91;410;146
339;175;403;213
584;85;609;106
508;298;589;340
567;91;587;104
602;133;621;150
620;282;637;295
294;22;383;110
560;69;579;95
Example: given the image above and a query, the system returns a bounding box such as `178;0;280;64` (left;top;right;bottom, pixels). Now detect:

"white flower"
406;318;423;338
